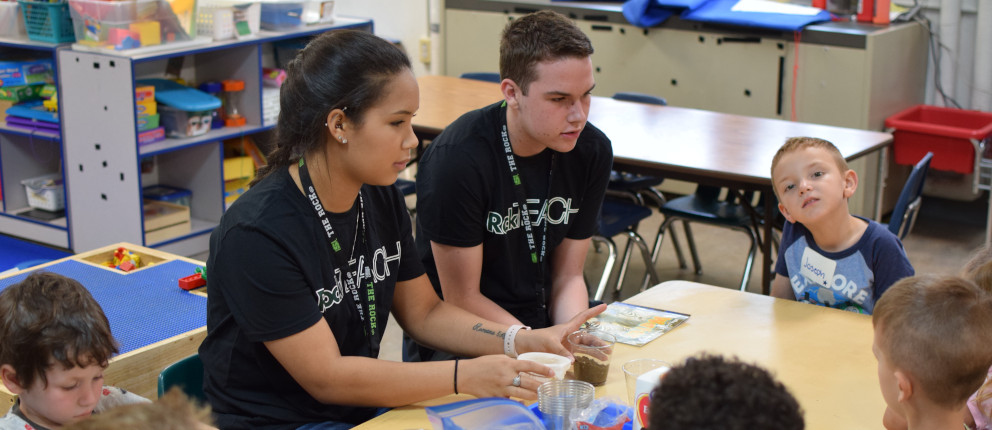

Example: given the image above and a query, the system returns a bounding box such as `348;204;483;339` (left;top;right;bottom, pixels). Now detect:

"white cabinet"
58;17;373;255
443;1;928;217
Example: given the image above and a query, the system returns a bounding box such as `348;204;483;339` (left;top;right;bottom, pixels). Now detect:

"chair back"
459;72;501;83
888;152;933;239
157;354;204;403
612;92;667;106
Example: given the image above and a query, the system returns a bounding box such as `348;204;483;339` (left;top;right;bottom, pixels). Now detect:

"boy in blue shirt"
0;272;147;430
770;137;914;314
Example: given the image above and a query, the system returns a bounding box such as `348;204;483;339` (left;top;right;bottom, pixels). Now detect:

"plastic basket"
18;0;75;43
885;105;992;174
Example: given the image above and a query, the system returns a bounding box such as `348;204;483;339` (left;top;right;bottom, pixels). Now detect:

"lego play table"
0;242;207;410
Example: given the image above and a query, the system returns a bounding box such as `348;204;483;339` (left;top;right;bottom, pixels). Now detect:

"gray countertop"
446;0;915;48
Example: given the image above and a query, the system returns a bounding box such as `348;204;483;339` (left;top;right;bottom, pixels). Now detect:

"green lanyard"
499;108;556;311
298;158;379;356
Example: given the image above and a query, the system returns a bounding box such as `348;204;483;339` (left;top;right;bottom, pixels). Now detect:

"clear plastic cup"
567;330;616;386
622;358;671;406
537;379;595;430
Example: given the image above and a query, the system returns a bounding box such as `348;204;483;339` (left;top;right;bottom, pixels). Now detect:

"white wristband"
504;324;531;358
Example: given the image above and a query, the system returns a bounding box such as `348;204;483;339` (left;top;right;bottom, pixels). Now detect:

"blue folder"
681;0;831;31
5;101;59;124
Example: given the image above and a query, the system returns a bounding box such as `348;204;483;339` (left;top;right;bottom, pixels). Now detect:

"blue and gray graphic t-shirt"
774;216;914;314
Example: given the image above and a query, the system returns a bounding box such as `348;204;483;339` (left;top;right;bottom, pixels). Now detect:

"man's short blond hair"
770;137;849;198
872;275;992;408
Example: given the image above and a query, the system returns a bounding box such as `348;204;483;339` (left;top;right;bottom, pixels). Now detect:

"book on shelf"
584;302;690;346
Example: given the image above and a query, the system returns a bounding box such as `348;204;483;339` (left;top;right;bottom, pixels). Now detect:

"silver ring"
511;374;521;387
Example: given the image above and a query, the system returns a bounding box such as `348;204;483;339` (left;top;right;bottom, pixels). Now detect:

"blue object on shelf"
261;2;303;30
143;184;193;207
5;101;59;124
135;78;222;111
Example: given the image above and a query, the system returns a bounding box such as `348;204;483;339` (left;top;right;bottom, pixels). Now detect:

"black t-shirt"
199;167;424;429
415;101;612;328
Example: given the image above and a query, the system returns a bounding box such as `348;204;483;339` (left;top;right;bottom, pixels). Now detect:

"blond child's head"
771;137;857;225
63;388;214;430
872;275;992;415
963;244;992;292
0;271;118;428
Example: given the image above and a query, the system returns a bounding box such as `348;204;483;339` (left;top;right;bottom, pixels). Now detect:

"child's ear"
1;364;26;395
778;202;796;224
895;370;913;403
842;169;859;199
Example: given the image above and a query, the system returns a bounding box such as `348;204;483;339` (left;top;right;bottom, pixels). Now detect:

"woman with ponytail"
199;30;602;429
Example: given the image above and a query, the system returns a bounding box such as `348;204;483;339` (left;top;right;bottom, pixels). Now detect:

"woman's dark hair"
253;30;412;185
0;271;118;390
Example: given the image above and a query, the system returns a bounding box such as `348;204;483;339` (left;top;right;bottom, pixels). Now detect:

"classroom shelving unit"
56;17;373;256
0;37;70;249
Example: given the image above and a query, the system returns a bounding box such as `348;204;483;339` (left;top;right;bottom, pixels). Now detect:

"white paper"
731;0;824;15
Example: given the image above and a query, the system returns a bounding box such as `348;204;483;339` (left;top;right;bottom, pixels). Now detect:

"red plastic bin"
885;105;992;174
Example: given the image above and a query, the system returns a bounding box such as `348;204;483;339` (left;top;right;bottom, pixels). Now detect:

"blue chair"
648;186;762;292
590;196;661;301
158;354;204;404
459;72;501;83
885;152;933;239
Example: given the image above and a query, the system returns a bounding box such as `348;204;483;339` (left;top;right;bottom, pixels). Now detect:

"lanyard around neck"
297;158;379;357
500;108;556;310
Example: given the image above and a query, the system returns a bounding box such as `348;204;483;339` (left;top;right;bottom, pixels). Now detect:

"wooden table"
413;75;894;293
0;243;207;410
355;281;885;430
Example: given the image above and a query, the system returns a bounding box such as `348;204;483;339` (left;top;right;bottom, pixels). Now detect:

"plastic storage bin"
886;105;992;174
0;2;28;39
21;173;65;212
159;104;212;137
68;0;196;50
142;184;192;207
260;0;330;30
18;0;75;43
197;1;259;40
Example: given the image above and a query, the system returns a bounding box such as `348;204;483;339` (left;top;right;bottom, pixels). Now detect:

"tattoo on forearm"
472;323;506;339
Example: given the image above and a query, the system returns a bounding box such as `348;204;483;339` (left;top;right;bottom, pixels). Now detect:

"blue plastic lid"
142;184;192;200
136;78;222;111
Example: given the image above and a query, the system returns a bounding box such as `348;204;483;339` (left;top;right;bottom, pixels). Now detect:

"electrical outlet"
419;37;431;64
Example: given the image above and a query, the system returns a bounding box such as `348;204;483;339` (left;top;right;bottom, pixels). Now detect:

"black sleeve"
416;142;489;248
567;130;613;240
211;226;324;342
388;185;426;282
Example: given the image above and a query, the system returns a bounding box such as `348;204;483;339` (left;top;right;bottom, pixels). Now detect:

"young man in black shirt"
407;10;612;361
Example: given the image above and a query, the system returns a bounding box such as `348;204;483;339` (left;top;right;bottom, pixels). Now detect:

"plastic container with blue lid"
142;184;192;207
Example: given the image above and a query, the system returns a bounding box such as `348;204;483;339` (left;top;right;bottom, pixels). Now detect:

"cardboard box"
0;84;43;102
223;156;255;181
143;200;190;231
633;366;670;430
0;59;54;88
143;200;191;244
144;220;191;244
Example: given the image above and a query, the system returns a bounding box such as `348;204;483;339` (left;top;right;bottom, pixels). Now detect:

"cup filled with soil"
566;330;616;386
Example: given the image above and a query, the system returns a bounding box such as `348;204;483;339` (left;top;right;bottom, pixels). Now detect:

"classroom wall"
334;0;433;77
895;0;989;111
357;1;988;113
